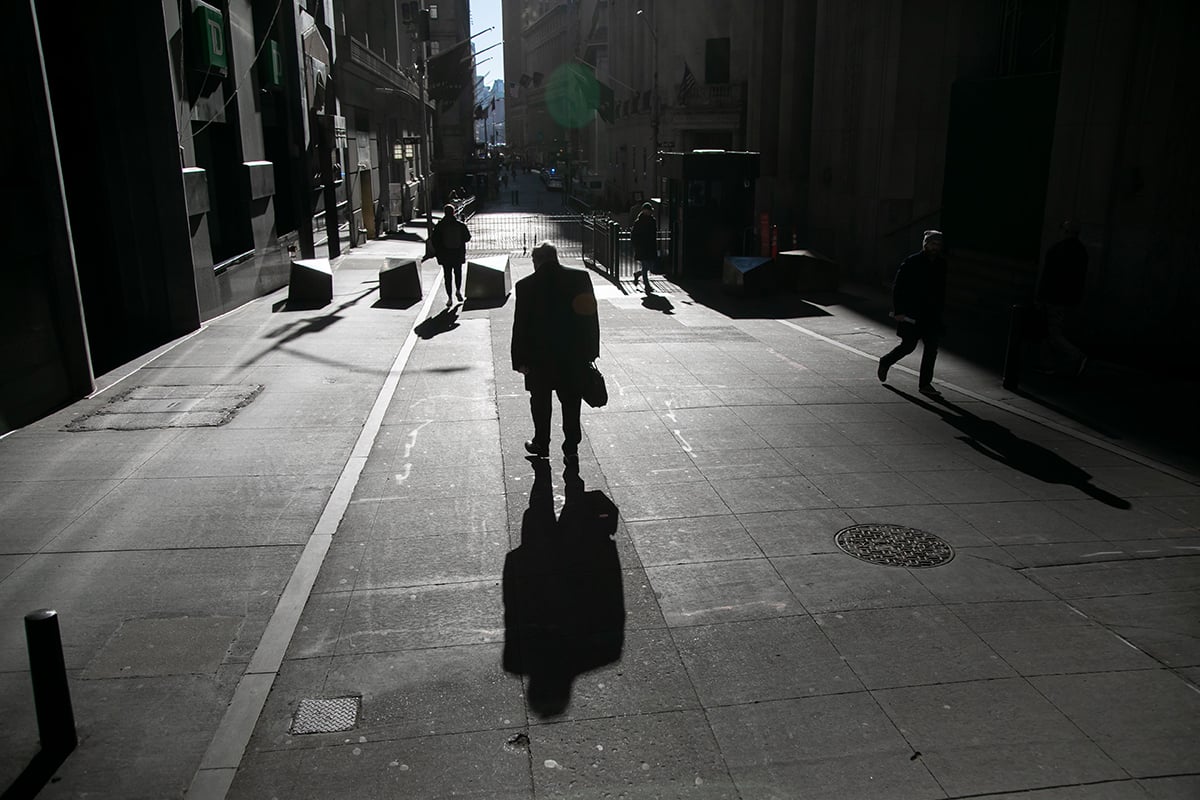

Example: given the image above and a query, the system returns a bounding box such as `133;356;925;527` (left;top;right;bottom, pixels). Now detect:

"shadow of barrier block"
465;255;512;300
722;256;775;294
288;258;333;305
379;257;422;301
779;249;839;292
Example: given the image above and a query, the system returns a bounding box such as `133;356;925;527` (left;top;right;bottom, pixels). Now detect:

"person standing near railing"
632;202;657;295
430;204;471;308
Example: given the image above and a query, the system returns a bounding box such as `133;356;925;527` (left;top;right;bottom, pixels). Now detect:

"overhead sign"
193;2;227;72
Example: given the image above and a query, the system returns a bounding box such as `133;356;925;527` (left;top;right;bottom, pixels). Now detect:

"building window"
430;40;440;55
705;37;730;84
429;4;438;20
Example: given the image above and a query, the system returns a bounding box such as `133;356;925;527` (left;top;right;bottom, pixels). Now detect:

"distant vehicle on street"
541;168;563;191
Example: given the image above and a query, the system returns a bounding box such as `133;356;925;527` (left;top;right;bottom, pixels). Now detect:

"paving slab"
874;677;1126;796
528;710;737;798
772;553;940;612
1030;670;1200;776
707;693;945;800
812;605;1015;689
674;616;863;705
626;515;764;566
228;729;533;800
645;559;803;627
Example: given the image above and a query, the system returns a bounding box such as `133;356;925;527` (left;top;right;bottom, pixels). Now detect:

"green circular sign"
545;64;599;129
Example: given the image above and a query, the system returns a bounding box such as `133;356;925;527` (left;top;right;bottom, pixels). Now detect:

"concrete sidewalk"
2;237;1198;799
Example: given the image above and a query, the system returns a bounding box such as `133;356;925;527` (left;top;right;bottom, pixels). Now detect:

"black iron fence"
459;208;670;288
461;212;585;260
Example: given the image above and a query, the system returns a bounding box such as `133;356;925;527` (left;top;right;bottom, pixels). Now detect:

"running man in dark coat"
511;241;601;461
631;202;657;294
431;203;471;307
878;230;948;397
1037;220;1088;376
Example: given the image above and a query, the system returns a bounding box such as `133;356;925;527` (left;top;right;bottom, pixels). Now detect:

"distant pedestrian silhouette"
511;241;600;461
430;204;471;307
879;230;948;397
632;201;657;295
1037;220;1089;376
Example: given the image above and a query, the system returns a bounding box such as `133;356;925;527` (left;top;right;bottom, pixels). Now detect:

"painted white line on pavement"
776;318;1199;486
187;281;441;800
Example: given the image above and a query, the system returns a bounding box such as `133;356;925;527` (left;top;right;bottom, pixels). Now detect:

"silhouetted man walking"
878;229;948;397
631;202;657;294
511;241;600;462
431;203;471;307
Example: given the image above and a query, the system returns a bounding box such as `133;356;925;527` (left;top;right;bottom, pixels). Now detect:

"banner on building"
428;40;472;102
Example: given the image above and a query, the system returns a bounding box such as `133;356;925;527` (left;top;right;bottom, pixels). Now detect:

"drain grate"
290;696;361;735
64;384;263;431
835;524;954;568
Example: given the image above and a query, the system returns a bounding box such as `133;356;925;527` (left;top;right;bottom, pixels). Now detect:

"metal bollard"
25;609;77;752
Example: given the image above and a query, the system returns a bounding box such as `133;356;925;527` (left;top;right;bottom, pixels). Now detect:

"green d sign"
545;63;599;129
193;3;228;72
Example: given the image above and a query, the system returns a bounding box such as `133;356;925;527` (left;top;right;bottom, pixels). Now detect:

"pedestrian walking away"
631;202;658;294
431;203;471;307
878;229;949;397
1037;219;1089;376
511;241;601;462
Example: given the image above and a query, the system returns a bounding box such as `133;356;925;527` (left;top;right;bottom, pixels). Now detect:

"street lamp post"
636;7;658;193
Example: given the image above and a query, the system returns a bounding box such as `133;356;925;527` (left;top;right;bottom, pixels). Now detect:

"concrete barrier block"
379;257;422;301
778;249;838;292
288;258;333;305
465;255;512;300
722;256;774;294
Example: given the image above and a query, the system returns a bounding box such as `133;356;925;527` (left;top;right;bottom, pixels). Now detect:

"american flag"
678;61;697;105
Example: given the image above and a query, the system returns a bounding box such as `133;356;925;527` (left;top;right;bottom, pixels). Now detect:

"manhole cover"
835;524;954;568
290;696;360;735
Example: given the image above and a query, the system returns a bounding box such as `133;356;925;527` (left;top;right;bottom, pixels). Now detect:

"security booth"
660;150;760;279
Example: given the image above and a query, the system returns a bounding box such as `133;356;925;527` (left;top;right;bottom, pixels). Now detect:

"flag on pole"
678;60;696;105
597;80;615;123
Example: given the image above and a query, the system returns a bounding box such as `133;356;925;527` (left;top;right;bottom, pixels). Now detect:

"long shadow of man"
888;386;1131;509
502;459;624;718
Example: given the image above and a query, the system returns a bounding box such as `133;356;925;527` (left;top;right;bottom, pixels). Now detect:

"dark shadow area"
240;285;378;369
502;459;624;718
370;296;422;310
1011;386;1119;440
2;746;71;800
641;294;675;315
887;385;1132;509
414;365;472;374
825;282;1200;474
461;295;510;312
672;276;833;320
414;307;460;338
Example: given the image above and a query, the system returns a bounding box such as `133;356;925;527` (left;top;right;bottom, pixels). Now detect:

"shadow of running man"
887;385;1131;510
502;458;624;718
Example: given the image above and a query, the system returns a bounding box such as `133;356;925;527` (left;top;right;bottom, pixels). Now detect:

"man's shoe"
524;440;549;458
445;297;453;308
456;291;464;302
877;359;889;383
918;384;943;398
